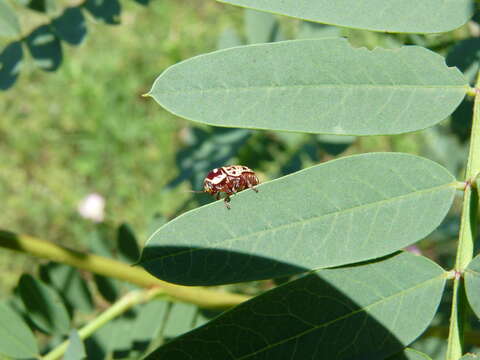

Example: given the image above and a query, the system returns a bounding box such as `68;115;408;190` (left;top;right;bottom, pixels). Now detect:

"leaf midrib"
155;83;467;96
145;182;455;262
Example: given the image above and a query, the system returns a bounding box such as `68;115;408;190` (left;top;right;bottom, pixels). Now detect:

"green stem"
42;288;163;360
0;230;249;309
446;74;480;360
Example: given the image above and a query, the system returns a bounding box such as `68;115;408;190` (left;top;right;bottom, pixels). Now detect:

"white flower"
77;193;105;223
404;245;421;256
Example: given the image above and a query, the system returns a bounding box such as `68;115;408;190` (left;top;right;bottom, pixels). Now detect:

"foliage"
0;0;151;90
1;0;480;360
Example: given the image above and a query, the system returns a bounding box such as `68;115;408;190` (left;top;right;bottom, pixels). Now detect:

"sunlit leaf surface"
140;153;456;285
217;0;472;33
149;39;467;135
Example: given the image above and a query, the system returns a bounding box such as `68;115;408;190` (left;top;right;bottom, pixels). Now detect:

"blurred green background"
0;0;473;299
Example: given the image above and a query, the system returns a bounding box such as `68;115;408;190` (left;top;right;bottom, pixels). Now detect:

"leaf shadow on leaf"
51;7;87;46
0;41;23;90
145;257;416;360
25;25;62;72
140;245;308;286
83;0;121;25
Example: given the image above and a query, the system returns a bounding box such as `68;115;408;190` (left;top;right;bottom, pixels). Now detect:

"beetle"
203;165;259;209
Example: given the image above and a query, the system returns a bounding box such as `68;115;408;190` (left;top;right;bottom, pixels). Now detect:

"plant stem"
0;230;249;309
446;73;480;360
42;288;163;360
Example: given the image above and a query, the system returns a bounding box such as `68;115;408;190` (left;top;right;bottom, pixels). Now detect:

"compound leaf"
145;252;446;360
18;274;70;335
217;0;472;34
140;153;455;285
25;25;62;72
149;39;467;135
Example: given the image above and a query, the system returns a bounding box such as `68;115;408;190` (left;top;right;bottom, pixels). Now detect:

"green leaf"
25;25;62;72
64;329;86;360
0;302;38;358
0;0;20;38
148;38;467;136
388;348;433;360
83;0;121;25
0;41;23;90
145;252;446;359
117;223;140;263
40;262;94;313
245;9;276;44
464;255;480;319
217;0;472;34
18;274;71;335
460;355;480;360
140;152;456;285
52;7;87;46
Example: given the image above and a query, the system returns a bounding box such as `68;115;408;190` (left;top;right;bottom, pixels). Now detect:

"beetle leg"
224;195;231;209
246;179;259;193
216;193;220;200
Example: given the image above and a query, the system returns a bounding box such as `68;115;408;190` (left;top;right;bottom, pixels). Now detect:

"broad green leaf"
0;0;20;38
388;348;433;360
217;0;472;34
464;255;480;319
148;38;467;136
245;9;276;44
18;274;70;335
460;355;480;360
140;153;456;285
145;252;446;359
64;329;86;360
0;302;38;358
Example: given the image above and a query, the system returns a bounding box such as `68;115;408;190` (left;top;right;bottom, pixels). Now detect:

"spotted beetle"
203;165;259;209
